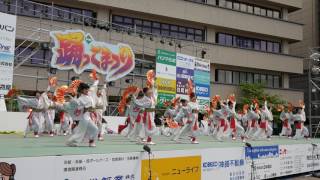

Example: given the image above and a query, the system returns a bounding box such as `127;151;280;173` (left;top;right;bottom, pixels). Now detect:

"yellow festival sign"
141;156;201;180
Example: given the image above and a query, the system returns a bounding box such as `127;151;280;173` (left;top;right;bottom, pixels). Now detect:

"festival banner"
156;77;177;94
176;53;195;99
0;12;16;95
50;30;135;82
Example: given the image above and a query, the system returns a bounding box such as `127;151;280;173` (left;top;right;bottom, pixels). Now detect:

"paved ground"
0;134;319;158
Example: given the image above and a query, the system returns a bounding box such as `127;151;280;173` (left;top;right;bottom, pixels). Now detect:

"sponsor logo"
0;24;15;32
0;43;11;52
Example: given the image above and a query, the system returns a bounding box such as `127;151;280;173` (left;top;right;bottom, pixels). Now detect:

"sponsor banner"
156;63;176;80
141;156;201;180
0;152;141;180
195;83;210;98
0;12;16;95
157;93;176;108
156;78;176;94
176;67;193;80
194;70;210;84
50;30;135;82
176;78;189;96
194;57;210;72
279;144;320;177
156;49;176;66
176;53;194;69
202;147;246;180
245;145;280;179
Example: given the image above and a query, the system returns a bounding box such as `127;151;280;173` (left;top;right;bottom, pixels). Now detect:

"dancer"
65;80;99;147
59;94;73;136
291;101;309;140
18;91;45;138
172;79;200;144
245;100;260;138
128;90;147;143
95;83;108;141
118;86;137;137
42;90;56;137
252;100;272;140
226;96;246;142
278;104;292;138
162;97;180;136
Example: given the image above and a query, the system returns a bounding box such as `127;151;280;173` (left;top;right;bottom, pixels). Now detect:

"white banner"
0;12;16;95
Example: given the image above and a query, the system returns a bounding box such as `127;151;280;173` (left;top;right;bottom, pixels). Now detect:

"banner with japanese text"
0;12;16;95
50;30;135;82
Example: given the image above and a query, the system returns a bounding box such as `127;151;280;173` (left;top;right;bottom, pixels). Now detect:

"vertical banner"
0;12;17;95
194;57;211;106
176;53;194;101
156;49;176;108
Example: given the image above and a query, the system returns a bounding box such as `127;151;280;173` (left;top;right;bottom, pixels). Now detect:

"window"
226;0;233;9
273;76;280;88
267;41;273;52
233;2;240;10
254;7;260;15
247;73;253;83
247;5;253;13
267;75;273;88
240;72;246;83
112;15;205;41
216;70;226;83
254;74;260;84
261;74;267;85
267;10;273;17
240;3;247;12
232;71;239;84
273;11;280;19
226;71;233;84
215;69;282;88
216;33;281;54
260;8;267;16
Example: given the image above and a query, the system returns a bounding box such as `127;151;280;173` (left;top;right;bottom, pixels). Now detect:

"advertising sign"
50;30;135;82
141;156;201;180
0;12;16;95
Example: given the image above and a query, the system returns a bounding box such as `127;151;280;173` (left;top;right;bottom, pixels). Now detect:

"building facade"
0;0;304;106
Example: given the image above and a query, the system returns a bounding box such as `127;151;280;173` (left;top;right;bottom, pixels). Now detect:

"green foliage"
239;83;286;125
239;83;285;105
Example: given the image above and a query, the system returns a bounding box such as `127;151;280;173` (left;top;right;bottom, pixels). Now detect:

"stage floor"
0;134;319;158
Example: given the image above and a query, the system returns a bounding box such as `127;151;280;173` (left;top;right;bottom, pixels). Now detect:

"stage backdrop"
156;49;210;108
50;30;135;82
0;12;16;95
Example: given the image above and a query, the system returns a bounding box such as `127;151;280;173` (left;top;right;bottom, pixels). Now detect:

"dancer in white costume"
95;83;108;141
162;98;180;137
292;102;309;140
65;81;99;147
172;93;200;144
142;86;158;145
59;95;73;136
128;90;147;143
252;101;273;140
42;90;56;136
227;100;246;142
18;91;45;138
245;101;260;138
278;104;292;138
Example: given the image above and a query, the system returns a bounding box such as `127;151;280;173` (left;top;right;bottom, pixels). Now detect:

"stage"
0;134;319;158
0;134;320;180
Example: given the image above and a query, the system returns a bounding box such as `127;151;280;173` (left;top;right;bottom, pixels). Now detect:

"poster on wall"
156;49;211;107
50;30;135;82
0;12;16;95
